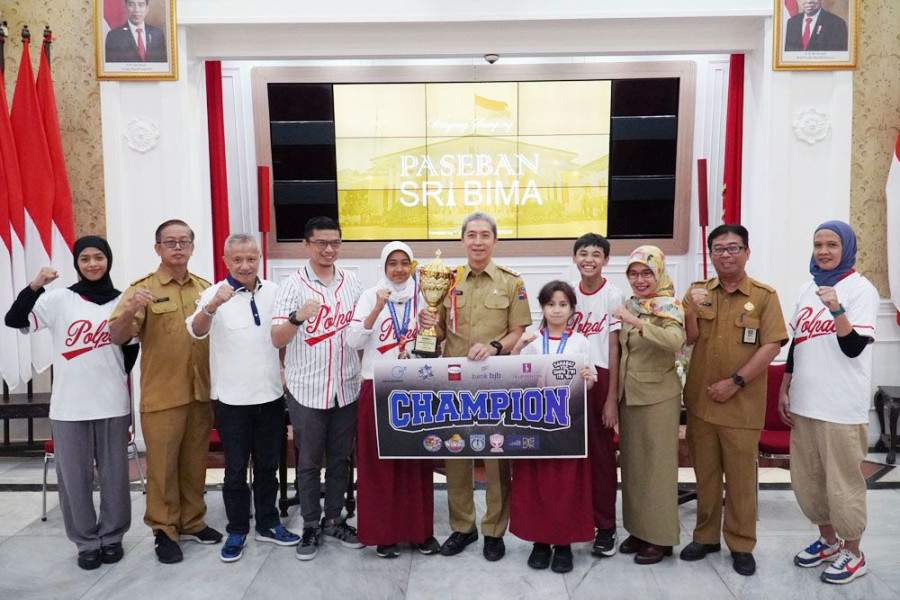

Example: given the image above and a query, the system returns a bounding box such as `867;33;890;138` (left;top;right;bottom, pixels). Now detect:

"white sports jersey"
346;287;422;380
520;329;596;380
187;278;283;406
788;272;878;425
274;263;362;409
571;278;625;369
29;289;131;421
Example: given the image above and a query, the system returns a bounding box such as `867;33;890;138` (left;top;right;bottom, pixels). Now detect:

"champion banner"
374;355;587;459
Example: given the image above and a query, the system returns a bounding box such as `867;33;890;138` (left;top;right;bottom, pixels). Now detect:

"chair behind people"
756;363;789;516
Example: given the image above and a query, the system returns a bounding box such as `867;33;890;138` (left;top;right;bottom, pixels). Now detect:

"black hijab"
68;236;121;305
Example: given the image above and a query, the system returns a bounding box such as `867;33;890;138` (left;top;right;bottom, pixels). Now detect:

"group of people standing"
4;212;878;587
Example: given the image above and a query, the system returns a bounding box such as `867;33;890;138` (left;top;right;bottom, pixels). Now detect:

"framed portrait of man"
774;0;858;70
94;0;178;80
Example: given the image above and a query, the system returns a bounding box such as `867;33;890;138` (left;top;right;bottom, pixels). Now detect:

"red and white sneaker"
794;537;843;568
821;549;867;584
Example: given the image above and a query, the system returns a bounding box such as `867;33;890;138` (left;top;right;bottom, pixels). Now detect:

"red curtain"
722;54;744;225
205;61;229;281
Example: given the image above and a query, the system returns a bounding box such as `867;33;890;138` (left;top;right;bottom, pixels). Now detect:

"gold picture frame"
94;0;178;80
773;0;858;70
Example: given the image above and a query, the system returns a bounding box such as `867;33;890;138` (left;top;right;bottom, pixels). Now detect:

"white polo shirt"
186;278;283;406
571;278;625;369
788;272;879;425
273;263;362;410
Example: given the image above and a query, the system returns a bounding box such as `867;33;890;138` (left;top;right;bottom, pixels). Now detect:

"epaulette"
689;278;714;287
749;278;777;293
498;265;521;277
192;274;213;287
129;273;156;286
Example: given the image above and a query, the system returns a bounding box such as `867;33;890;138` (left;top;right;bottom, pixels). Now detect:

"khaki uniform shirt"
109;266;211;413
440;261;532;358
682;276;788;430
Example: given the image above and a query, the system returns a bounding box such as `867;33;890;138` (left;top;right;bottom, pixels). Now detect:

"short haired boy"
571;233;626;557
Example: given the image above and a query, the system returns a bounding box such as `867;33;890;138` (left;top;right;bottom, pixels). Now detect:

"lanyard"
386;299;412;348
542;328;570;354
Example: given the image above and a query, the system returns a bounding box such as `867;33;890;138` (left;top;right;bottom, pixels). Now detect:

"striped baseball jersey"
274;263;362;409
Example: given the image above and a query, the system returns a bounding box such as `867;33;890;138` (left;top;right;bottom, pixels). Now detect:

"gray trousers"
51;415;132;552
287;396;358;529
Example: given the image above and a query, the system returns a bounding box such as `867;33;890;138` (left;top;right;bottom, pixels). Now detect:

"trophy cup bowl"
413;250;453;357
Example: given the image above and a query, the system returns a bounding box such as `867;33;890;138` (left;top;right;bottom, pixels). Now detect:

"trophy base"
412;334;440;358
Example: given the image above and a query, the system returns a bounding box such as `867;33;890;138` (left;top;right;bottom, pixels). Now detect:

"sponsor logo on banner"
470;434;486;452
522;363;532;373
489;433;505;453
391;366;407;378
551;359;577;381
448;364;462;381
423;435;443;452
507;435;541;451
444;434;465;453
418;364;434;380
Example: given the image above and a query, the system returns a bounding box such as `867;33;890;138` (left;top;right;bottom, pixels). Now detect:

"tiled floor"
0;456;898;600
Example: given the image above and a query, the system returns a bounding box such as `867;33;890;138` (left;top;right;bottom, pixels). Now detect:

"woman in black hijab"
5;236;136;570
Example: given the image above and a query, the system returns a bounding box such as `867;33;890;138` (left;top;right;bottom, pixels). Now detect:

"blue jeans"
216;397;285;535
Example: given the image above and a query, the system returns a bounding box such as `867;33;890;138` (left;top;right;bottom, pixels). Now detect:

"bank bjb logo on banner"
373;355;587;459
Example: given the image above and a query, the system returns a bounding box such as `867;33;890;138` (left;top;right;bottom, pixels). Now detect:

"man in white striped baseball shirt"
271;217;363;561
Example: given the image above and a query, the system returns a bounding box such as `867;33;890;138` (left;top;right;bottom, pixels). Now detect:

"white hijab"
377;241;416;304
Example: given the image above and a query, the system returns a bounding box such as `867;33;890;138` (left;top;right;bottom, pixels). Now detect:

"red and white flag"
887;131;900;325
784;0;799;18
10;38;54;372
0;67;32;386
0;106;20;388
37;43;77;290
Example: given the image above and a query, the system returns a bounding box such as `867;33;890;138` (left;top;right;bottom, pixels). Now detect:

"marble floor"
0;456;898;600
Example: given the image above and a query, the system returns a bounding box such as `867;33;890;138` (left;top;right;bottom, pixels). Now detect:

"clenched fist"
207;285;236;313
30;267;59;290
295;298;322;322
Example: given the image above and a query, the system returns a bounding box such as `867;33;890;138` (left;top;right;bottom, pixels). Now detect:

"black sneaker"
376;544;400;558
154;531;183;564
77;548;102;570
100;542;124;564
179;526;223;545
527;543;552;569
417;536;441;555
551;544;574;573
592;528;618;557
440;530;479;556
482;535;506;562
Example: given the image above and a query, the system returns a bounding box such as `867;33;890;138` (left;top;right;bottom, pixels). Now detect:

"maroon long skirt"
510;456;594;545
356;379;435;546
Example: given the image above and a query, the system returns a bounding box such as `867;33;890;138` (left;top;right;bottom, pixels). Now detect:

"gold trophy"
413;250;454;358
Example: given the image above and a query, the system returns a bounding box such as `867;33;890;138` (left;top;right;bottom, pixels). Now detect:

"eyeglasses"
159;239;193;249
710;245;746;256
308;240;342;250
626;270;656;280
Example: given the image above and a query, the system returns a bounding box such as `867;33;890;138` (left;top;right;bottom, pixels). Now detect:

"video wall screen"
267;76;679;243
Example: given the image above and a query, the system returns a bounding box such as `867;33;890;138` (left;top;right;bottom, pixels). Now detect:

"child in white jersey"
571;233;625;556
509;280;596;574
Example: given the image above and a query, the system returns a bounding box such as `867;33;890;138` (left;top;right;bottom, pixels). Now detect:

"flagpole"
42;25;51;66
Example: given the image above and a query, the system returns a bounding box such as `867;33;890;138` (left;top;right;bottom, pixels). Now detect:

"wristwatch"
731;373;746;388
288;310;304;326
490;341;504;356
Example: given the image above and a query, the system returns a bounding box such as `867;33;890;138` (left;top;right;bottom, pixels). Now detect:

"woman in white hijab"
346;241;439;558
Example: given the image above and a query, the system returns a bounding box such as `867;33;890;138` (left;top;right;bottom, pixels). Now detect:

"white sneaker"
821;549;867;584
793;536;843;568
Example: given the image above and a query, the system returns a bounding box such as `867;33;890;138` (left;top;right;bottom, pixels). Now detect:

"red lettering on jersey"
61;319;112;359
794;306;836;343
304;301;355;346
571;311;607;337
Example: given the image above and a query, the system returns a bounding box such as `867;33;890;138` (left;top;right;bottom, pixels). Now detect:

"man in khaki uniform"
109;219;221;564
418;211;531;562
680;224;788;577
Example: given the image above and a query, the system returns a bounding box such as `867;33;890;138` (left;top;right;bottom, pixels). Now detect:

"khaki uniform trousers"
445;458;510;538
686;414;760;552
141;401;214;541
790;414;868;541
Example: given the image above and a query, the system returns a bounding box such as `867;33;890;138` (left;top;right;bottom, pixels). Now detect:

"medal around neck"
413;250;453;358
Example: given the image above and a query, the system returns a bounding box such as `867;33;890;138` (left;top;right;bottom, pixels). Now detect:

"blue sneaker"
220;533;246;563
255;524;301;547
794;537;843;568
821;549;867;584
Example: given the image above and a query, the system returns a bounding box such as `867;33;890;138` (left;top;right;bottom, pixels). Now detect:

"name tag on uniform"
743;328;758;344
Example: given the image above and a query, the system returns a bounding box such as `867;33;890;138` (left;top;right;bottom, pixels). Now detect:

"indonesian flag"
784;0;799;18
887;131;900;325
10;39;54;372
103;0;126;39
0;68;32;386
0;106;20;388
37;43;77;292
